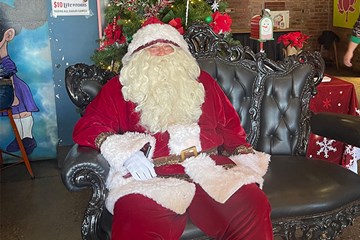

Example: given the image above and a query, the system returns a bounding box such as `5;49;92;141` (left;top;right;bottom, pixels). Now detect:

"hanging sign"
51;0;90;17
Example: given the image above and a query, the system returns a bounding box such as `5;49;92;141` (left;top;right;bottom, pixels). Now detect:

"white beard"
120;47;205;133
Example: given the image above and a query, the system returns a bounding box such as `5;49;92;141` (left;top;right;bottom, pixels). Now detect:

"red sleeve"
199;71;250;152
72;76;127;149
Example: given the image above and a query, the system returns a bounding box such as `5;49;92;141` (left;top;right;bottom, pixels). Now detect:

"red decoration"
307;76;359;168
141;17;184;35
101;20;126;49
209;11;232;34
169;18;185;35
142;17;164;27
277;31;309;49
250;15;261;40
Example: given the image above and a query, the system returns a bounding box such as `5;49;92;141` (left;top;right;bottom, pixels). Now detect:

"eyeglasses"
146;44;175;56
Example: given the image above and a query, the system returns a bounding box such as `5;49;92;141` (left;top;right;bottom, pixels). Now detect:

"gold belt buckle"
180;146;198;161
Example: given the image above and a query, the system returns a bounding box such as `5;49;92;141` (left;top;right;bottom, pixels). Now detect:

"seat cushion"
263;156;360;219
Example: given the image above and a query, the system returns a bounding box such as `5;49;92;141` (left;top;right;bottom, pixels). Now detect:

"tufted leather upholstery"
197;59;257;135
65;63;116;115
61;22;360;239
256;65;314;155
198;60;316;155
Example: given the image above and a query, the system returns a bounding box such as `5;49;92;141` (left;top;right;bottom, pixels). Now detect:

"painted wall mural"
0;0;58;162
333;0;360;28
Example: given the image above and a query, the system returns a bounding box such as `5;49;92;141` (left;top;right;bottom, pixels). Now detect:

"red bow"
169;18;184;35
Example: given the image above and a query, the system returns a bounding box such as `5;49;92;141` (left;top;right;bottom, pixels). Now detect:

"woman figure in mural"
0;15;39;155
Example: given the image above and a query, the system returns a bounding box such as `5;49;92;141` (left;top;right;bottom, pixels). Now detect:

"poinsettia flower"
210;11;232;34
169;18;184;35
142;16;163;27
100;22;126;50
104;23;114;39
277;31;309;49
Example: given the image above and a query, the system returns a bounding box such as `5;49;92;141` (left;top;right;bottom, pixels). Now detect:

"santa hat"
122;23;191;64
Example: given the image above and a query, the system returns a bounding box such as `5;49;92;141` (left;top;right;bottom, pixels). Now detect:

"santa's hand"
123;151;157;180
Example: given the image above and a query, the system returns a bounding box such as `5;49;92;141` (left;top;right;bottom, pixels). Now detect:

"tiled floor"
1;156;90;240
1;148;360;240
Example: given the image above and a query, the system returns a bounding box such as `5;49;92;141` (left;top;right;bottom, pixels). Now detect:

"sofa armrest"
61;144;109;192
61;144;110;239
310;112;360;147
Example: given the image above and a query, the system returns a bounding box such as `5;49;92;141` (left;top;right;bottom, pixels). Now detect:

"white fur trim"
100;132;156;189
229;150;271;180
100;132;156;171
183;154;266;203
122;23;191;64
167;123;202;155
106;177;196;215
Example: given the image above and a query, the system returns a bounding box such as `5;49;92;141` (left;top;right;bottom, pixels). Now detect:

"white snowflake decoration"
349;146;360;160
211;0;219;12
355;107;360;116
344;145;360;172
344;145;356;168
316;137;337;158
344;144;353;156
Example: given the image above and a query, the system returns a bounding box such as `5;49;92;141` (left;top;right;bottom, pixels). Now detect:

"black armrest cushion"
310;112;360;148
61;144;110;192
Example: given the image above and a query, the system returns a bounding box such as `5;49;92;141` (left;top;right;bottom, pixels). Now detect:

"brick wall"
227;0;360;72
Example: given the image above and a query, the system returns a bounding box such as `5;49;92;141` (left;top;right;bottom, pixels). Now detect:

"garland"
91;0;234;71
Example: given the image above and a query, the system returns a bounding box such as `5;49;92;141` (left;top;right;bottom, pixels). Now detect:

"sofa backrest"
184;22;325;155
65;63;116;115
197;58;258;139
257;64;317;155
65;22;325;156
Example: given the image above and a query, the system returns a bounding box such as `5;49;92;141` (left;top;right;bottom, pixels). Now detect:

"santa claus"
73;22;273;239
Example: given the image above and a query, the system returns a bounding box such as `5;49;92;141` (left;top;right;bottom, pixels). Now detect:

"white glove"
123;151;157;180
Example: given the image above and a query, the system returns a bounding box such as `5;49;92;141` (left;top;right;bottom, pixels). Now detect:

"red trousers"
112;183;273;239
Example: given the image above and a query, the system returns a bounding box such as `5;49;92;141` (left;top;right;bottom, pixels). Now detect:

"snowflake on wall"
316;137;337;158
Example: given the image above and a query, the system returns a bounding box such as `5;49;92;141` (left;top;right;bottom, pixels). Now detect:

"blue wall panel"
47;0;100;146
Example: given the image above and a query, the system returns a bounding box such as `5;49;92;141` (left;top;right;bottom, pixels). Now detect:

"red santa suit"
73;71;272;239
73;22;273;239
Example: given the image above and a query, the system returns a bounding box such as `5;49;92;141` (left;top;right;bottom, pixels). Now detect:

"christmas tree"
91;0;234;72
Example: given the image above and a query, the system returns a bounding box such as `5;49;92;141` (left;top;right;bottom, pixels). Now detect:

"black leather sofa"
61;22;360;239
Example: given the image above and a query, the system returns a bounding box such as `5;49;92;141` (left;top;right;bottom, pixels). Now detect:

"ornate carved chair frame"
62;22;360;239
